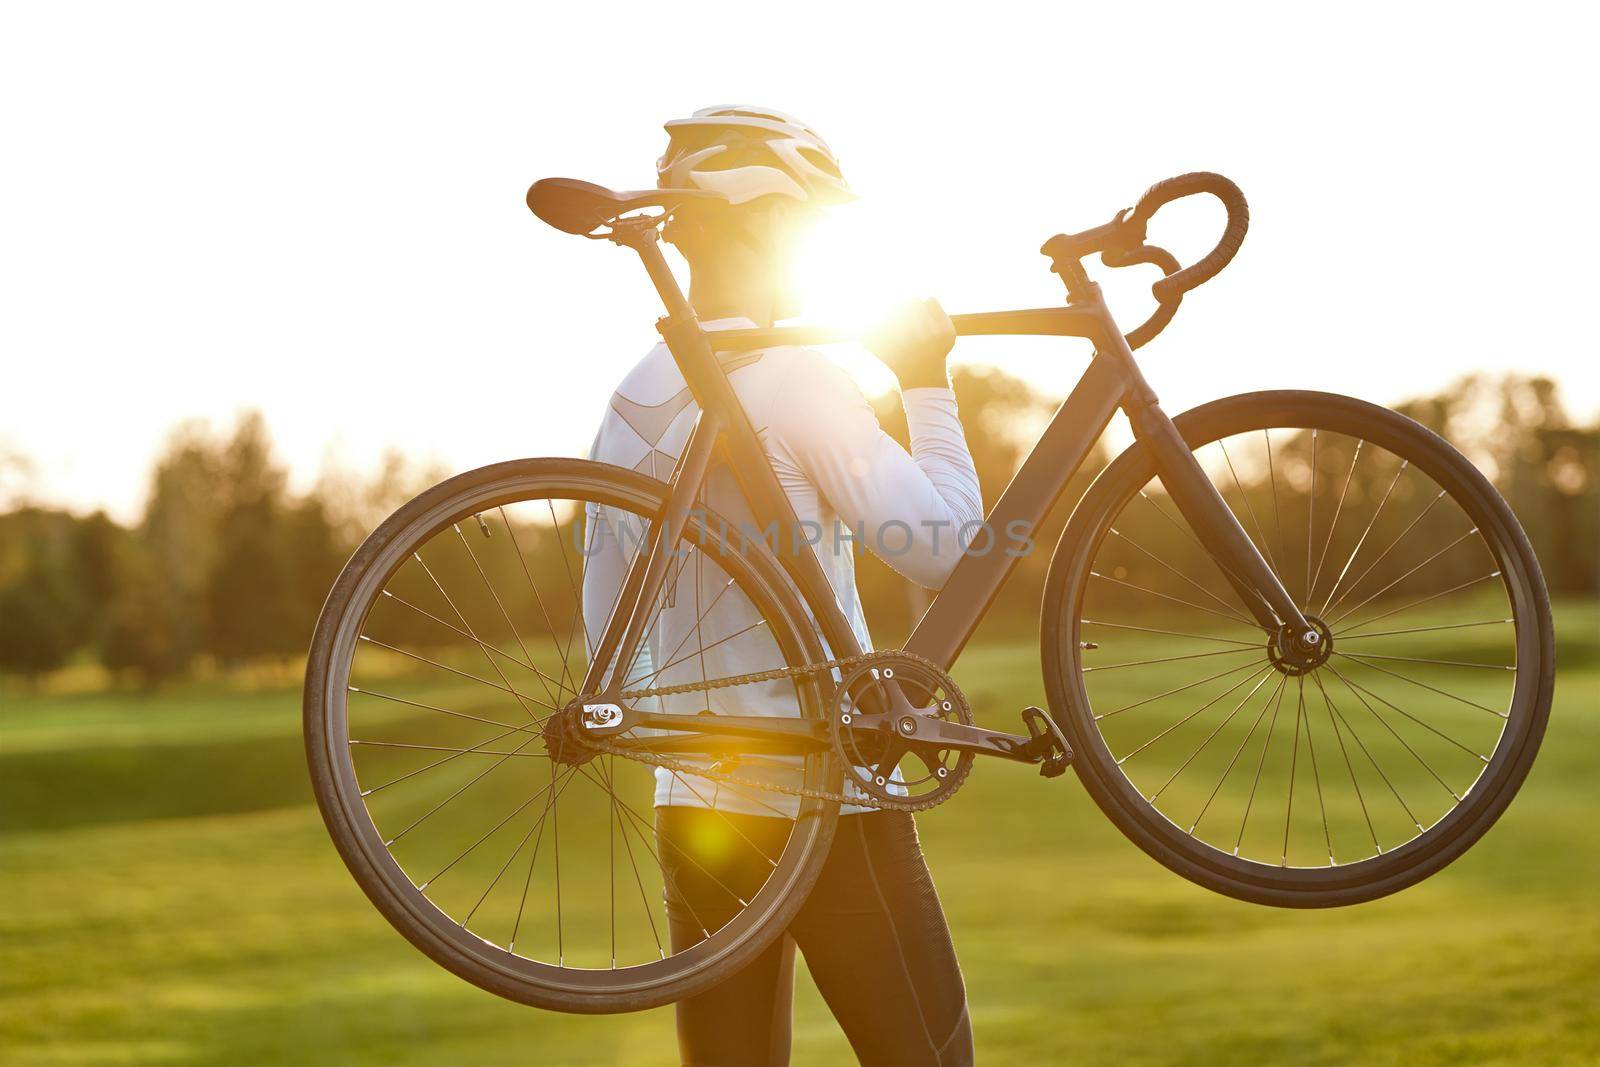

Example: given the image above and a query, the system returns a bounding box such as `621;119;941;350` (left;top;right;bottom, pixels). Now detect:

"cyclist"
584;106;980;1066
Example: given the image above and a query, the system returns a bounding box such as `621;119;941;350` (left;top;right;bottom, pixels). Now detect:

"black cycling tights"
657;807;973;1067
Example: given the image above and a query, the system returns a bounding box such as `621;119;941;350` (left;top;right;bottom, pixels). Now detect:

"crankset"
561;648;1073;813
829;653;976;808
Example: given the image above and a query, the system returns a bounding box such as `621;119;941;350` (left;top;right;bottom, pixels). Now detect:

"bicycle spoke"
499;506;580;700
695;530;710;699
1232;671;1288;856
1116;664;1273;763
1336;572;1502;636
604;758;666;960
609;757;616;969
412;550;549;722
1337;651;1513;672
1073;411;1536;882
418;765;572;891
1108;526;1254;623
1338;618;1512;641
357;635;557;717
1324;663;1490;761
455;521;557;707
590;766;759;914
1081;619;1259;647
1326;666;1463;801
461;768;574;930
1332;652;1508;718
1312;673;1422;831
1308;439;1362;604
580;511;656;690
1326;527;1481;628
348;685;540;736
569;761;715;943
1188;675;1286;834
377;588;567;697
619;535;703;687
657;769;783;865
1322;677;1381;857
1136;489;1258;615
1305;428;1317;605
1089;570;1261;629
1300;680;1335;865
1147;672;1276;799
551;760;563;965
627;618;773;691
358;721;537;797
1082;645;1258;673
1318;459;1408;615
1322;489;1447;617
350;739;548;758
1280;683;1303;865
385;729;546;847
509;758;566;955
1096;658;1266;721
1216;437;1281;575
628;575;740;690
331;478;855;981
544;499;587;695
1264;429;1290;575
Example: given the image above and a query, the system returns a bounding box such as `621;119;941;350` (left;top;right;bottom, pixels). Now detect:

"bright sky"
3;2;1595;523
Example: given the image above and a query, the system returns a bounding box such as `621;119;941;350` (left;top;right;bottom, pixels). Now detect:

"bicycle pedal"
1020;705;1073;778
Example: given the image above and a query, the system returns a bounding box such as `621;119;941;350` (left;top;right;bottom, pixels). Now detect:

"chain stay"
593;651;959;812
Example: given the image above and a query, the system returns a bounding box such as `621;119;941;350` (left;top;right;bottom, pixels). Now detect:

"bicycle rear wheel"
1043;391;1553;907
305;458;840;1012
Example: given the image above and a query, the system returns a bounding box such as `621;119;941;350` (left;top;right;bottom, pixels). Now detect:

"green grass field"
4;603;1597;1066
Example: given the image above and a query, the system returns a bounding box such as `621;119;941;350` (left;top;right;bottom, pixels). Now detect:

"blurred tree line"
0;372;1594;686
0;414;442;685
864;370;1598;642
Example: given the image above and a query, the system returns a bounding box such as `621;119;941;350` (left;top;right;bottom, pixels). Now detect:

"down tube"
905;352;1130;669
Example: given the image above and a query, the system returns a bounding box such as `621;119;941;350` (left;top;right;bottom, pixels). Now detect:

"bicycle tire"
305;458;840;1011
1042;391;1554;907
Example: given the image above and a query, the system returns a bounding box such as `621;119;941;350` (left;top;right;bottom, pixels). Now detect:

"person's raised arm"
773;299;981;588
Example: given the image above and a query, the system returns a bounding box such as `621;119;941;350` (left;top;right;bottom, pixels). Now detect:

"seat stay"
656;310;867;669
580;406;725;696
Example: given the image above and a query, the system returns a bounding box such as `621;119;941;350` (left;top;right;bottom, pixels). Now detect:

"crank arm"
846;714;1044;765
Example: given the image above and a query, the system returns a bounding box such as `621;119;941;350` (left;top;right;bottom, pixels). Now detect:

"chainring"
828;652;975;809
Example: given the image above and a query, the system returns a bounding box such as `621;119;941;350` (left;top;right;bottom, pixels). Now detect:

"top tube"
704;306;1102;352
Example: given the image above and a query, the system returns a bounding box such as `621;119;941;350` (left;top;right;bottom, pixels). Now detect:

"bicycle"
304;171;1554;1013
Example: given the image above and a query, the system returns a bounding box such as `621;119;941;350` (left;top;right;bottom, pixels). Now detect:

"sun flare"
787;204;923;396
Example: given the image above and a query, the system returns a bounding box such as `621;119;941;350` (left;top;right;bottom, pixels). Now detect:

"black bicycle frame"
578;217;1315;761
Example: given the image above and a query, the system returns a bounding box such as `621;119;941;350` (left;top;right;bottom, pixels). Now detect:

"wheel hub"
1268;614;1333;675
543;701;603;767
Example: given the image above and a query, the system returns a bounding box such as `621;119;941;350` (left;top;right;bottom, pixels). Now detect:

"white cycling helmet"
657;105;854;207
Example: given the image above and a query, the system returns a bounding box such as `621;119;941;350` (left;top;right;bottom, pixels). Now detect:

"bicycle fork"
1089;285;1319;654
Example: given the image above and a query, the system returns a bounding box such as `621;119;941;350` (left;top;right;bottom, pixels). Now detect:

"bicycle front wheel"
305;458;840;1012
1043;391;1553;907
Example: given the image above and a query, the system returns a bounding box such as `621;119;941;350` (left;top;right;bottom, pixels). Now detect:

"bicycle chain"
582;650;962;813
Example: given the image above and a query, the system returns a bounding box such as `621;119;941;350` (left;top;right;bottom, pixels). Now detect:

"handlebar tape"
1127;172;1249;303
1101;243;1183;350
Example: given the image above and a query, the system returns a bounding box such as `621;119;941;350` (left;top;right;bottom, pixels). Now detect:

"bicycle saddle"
526;177;723;235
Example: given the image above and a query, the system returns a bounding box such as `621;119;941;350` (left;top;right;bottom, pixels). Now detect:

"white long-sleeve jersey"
582;319;982;816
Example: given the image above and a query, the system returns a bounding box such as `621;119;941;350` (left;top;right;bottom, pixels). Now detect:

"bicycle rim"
304;459;841;1011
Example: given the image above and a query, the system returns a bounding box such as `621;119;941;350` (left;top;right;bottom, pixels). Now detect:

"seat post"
612;220;693;321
